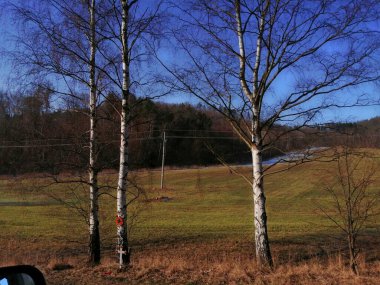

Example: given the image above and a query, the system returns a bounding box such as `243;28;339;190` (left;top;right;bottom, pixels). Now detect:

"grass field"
0;150;379;284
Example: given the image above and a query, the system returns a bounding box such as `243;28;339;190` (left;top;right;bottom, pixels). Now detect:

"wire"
162;129;235;133
0;129;237;144
0;130;372;149
0;143;80;148
1;132;373;149
0;135;242;148
166;136;240;140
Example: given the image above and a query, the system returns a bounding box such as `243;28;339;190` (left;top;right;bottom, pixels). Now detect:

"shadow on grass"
0;201;60;206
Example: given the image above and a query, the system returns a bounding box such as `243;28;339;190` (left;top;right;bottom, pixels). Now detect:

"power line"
166;135;240;140
0;143;79;148
0;135;241;149
0;133;376;149
0;130;237;144
0;138;82;144
161;129;235;133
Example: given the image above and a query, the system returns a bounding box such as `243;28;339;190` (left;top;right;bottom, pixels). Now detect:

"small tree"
320;147;378;275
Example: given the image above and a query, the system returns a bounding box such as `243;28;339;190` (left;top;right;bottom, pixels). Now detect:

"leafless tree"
88;0;100;265
11;0;167;268
10;0;116;265
159;0;380;267
109;0;165;268
319;147;378;275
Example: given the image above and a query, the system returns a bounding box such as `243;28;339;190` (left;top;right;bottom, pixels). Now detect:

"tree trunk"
251;146;273;267
348;236;358;275
348;221;359;275
116;98;129;266
116;0;130;267
88;0;100;265
89;169;100;264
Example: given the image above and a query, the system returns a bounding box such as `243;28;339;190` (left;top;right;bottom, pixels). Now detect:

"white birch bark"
251;143;272;266
236;0;272;266
250;0;272;267
116;0;130;267
88;0;100;264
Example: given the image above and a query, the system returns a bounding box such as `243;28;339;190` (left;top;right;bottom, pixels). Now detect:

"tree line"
0;89;245;174
1;88;378;176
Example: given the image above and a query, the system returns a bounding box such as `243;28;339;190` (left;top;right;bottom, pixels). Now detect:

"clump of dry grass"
1;238;379;285
89;240;379;285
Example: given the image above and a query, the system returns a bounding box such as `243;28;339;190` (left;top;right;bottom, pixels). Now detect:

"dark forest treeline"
0;90;248;174
0;90;378;175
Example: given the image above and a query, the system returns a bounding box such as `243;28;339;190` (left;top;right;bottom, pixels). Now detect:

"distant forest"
0;89;379;175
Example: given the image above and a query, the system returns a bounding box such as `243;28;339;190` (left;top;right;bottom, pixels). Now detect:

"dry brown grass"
1;238;379;285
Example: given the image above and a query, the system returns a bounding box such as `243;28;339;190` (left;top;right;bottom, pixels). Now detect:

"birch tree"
113;0;164;267
116;0;131;266
161;0;380;267
13;0;165;267
11;0;114;264
88;0;100;264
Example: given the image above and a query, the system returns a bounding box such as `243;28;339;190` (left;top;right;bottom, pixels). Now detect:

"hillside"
0;152;379;284
0;89;378;174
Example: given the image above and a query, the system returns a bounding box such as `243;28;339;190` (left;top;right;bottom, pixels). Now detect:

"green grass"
0;150;379;248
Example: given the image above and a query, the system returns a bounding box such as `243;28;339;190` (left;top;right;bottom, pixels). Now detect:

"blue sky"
0;0;379;123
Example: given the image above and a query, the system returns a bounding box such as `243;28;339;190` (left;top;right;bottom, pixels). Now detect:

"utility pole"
160;130;166;190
